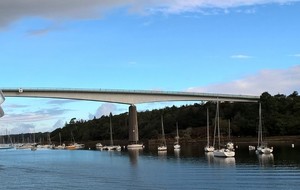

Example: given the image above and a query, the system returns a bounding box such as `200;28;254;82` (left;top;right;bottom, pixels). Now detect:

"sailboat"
55;132;65;149
204;108;214;152
256;103;273;154
102;113;121;151
158;115;167;151
66;131;85;150
213;101;235;157
0;130;14;150
173;122;180;150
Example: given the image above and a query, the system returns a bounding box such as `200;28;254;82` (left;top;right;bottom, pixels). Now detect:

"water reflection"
213;157;236;167
158;150;167;157
174;149;180;158
257;153;274;167
128;149;141;166
205;152;214;165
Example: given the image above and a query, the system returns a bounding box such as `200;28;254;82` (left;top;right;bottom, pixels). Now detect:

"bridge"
1;88;260;146
0;90;4;118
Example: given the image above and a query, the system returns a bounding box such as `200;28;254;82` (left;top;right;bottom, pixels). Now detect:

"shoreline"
56;135;300;149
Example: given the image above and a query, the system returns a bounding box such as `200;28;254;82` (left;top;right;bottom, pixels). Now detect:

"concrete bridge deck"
1;88;259;105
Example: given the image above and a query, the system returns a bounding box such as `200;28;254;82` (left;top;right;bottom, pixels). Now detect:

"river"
0;143;299;189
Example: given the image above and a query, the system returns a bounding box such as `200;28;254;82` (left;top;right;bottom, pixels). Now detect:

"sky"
0;0;300;135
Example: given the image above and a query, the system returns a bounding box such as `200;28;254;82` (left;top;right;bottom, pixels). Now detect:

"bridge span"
1;88;259;104
1;88;259;147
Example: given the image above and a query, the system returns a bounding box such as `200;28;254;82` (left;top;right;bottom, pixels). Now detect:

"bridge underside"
1;88;259;147
1;88;259;105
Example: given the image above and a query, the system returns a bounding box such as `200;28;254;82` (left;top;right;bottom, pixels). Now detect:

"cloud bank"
0;106;70;134
89;103;117;120
187;65;300;95
1;0;299;28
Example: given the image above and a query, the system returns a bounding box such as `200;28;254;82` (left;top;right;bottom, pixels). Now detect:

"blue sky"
0;0;300;134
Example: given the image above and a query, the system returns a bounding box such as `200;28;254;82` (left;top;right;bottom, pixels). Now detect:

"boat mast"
213;103;217;148
59;132;62;146
228;119;231;141
110;113;113;146
207;108;210;147
161;115;166;146
217;101;220;149
258;103;262;147
175;121;179;144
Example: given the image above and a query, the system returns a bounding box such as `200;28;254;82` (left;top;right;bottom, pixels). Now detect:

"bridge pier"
127;105;144;149
128;105;139;143
0;90;5;118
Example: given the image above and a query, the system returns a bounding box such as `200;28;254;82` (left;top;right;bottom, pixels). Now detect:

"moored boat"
102;113;121;151
66;143;85;150
255;103;273;154
173;122;180;150
158;115;167;152
127;143;144;150
204;108;214;152
213;101;235;158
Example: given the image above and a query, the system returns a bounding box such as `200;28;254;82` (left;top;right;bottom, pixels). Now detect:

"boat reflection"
205;152;214;165
158;150;167;157
128;149;141;166
174;149;180;158
257;153;274;167
213;157;236;167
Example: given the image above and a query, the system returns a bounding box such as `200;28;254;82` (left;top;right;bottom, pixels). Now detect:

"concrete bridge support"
128;105;139;143
0;90;5;118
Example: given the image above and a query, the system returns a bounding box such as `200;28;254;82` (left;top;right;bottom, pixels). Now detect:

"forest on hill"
8;91;300;145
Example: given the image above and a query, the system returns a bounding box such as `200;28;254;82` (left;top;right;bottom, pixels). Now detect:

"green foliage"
56;91;300;142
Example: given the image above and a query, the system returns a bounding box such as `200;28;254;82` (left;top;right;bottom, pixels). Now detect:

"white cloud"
289;54;300;57
1;0;298;28
187;65;300;95
89;103;117;119
0;106;70;134
231;54;252;59
9;123;36;134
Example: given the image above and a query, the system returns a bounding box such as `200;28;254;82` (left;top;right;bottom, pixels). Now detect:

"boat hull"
174;144;181;150
213;149;235;157
103;145;121;151
66;143;85;150
256;146;273;154
204;146;215;152
158;145;167;151
127;144;144;150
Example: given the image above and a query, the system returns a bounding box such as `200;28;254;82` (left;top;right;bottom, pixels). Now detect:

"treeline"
9;91;300;144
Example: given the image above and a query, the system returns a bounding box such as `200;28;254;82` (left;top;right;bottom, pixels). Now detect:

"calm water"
1;144;300;190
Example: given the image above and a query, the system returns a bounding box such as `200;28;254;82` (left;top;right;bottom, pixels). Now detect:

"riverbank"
56;135;300;149
148;135;300;146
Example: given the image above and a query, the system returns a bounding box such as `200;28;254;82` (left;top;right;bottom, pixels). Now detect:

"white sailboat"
256;103;273;154
0;129;14;150
213;101;235;157
102;113;121;151
174;122;180;150
158;115;167;151
204;108;214;152
55;132;65;149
